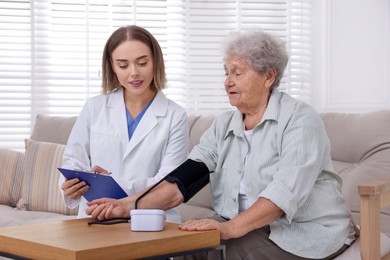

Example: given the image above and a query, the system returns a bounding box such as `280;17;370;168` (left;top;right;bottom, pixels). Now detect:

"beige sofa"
1;111;390;259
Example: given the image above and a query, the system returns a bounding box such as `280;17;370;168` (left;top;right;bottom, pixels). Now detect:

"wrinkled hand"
61;178;89;200
86;198;131;220
179;219;235;240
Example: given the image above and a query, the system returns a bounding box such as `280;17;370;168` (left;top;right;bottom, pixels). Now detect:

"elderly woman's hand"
178;219;239;240
86;197;131;220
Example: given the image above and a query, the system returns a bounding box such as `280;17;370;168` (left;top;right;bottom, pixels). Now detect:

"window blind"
0;0;314;150
0;0;32;149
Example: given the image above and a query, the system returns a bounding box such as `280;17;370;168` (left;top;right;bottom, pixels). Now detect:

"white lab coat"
59;88;189;222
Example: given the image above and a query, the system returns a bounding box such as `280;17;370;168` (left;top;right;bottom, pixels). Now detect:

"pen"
75;169;111;175
94;171;112;175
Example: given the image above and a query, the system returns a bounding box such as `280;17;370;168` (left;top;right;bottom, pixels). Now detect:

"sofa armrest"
358;178;390;260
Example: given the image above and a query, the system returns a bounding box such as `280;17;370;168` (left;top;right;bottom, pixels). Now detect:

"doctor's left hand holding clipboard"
58;168;128;202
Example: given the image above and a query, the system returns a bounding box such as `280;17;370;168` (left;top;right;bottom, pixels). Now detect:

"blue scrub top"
125;100;153;140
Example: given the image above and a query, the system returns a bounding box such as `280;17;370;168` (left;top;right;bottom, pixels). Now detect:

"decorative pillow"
30;114;77;145
188;115;216;151
0;149;24;206
16;139;78;215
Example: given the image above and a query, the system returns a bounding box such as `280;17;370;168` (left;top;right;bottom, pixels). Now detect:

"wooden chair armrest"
358;178;390;260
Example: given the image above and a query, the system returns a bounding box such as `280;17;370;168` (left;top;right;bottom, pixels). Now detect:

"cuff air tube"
165;159;210;202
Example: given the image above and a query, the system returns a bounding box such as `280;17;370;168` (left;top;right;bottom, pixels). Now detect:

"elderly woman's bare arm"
135;181;185;209
86;181;184;220
179;197;284;240
224;198;284;238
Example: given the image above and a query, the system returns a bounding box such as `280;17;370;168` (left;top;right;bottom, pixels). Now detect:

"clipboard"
58;168;128;202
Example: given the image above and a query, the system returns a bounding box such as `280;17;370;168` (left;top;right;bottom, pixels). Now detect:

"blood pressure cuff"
165;159;210;202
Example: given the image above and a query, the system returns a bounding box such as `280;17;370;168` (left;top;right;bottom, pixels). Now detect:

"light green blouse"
189;89;353;259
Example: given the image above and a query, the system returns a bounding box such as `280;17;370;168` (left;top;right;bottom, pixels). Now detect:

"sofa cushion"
188;115;216;151
186;115;216;212
0;204;75;227
0;149;24;207
30;114;77;145
320;110;390;236
177;203;215;222
16;139;78;215
334;233;390;260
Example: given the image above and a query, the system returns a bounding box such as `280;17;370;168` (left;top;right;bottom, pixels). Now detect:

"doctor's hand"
91;165;110;175
61;178;89;200
86;197;131;220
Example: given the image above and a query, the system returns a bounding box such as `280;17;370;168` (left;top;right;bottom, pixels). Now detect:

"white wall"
315;0;390;113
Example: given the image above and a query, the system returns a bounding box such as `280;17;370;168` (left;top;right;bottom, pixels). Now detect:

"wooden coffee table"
0;218;223;259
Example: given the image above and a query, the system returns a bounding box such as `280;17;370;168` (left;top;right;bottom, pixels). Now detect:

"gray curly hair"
222;30;289;88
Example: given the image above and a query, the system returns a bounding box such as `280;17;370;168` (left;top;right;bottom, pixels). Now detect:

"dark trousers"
176;214;350;260
220;225;349;260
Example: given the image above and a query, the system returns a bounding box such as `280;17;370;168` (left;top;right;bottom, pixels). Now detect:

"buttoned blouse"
189;88;353;258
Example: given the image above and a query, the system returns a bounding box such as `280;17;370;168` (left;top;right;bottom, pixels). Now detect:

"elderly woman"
86;30;356;260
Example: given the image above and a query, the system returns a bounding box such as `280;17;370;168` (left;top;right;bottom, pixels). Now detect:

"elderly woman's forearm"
226;198;284;239
134;181;184;210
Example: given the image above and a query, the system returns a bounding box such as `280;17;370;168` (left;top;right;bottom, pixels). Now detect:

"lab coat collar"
123;90;169;158
106;88;168;115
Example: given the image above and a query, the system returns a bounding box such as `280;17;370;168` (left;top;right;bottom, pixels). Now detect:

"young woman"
59;25;189;223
